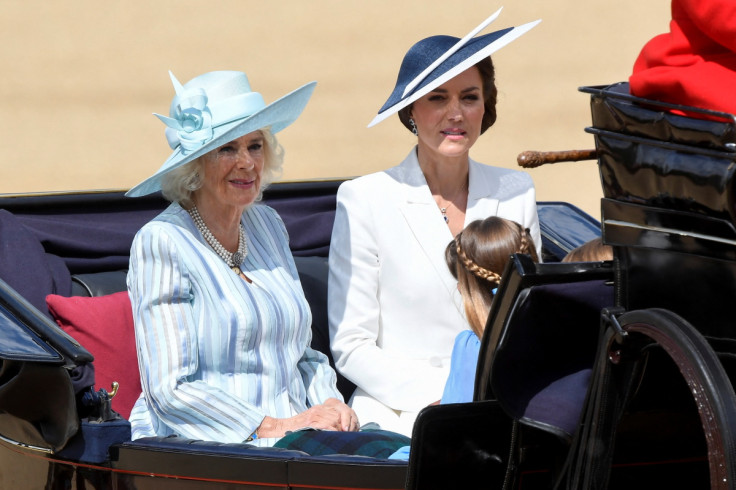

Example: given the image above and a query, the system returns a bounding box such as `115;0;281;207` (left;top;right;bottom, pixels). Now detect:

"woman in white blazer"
328;12;542;437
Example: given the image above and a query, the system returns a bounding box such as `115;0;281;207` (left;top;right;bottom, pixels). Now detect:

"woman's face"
197;131;265;212
410;66;485;160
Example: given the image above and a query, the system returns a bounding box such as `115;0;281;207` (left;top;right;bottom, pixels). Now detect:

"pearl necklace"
188;205;247;275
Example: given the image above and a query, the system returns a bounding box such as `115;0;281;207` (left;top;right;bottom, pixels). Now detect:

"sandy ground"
0;1;671;220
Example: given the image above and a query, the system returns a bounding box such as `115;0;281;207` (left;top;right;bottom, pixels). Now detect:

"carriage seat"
71;270;128;297
490;278;614;439
484;256;615;441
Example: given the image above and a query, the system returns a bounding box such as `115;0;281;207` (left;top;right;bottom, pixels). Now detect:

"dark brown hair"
445;217;538;337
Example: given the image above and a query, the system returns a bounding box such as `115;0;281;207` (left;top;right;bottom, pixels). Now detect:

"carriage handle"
517;149;598;168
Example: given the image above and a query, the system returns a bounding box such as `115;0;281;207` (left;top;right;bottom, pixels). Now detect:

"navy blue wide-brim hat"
368;8;540;127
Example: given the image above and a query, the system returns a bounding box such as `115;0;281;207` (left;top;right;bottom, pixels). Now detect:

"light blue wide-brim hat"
367;8;540;128
126;70;316;197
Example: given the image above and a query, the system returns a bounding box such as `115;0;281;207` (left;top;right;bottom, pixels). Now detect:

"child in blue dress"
441;217;539;404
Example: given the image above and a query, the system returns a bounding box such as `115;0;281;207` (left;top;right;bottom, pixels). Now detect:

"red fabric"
46;292;141;419
629;0;736;115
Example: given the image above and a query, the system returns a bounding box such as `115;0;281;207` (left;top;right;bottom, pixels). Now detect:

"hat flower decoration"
368;7;541;127
156;77;215;153
126;70;315;197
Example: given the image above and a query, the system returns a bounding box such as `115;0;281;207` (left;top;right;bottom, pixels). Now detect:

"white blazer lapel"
465;158;499;225
395;151;458;295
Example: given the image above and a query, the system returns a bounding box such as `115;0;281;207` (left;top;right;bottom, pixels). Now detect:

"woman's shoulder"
340;168;397;191
138;203;189;235
247;202;280;221
470;160;536;197
244;203;288;239
338;168;418;205
246;203;285;228
340;149;418;192
131;204;195;256
471;159;532;181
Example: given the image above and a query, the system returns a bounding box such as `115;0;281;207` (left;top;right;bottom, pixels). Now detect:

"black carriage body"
575;83;736;489
584;83;736;339
407;86;736;490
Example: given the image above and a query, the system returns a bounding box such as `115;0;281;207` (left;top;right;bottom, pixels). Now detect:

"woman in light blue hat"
125;70;360;446
328;9;543;437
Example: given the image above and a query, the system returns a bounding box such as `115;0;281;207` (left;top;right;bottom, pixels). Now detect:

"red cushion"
46;292;141;419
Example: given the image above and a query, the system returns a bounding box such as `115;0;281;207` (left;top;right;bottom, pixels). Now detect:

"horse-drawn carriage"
1;82;734;489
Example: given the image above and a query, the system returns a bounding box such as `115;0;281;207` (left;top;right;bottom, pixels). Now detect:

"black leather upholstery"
71;271;128;297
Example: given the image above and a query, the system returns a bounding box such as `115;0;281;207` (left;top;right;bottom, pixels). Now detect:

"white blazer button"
429;356;443;367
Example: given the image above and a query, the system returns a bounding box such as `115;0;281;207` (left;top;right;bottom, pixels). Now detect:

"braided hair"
445;217;538;338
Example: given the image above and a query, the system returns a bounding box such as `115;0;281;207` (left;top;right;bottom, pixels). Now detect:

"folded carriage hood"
0;277;91;452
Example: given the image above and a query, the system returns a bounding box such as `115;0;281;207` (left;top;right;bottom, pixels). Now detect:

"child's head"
446;217;538;337
561;237;613;263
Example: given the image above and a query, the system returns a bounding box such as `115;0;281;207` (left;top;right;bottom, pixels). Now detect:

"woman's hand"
323;397;360;432
255;398;359;438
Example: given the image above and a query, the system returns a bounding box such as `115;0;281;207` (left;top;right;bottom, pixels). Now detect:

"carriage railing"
520;82;736;343
513;82;736;489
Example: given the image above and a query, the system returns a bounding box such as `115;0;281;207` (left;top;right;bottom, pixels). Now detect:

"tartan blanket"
274;428;410;458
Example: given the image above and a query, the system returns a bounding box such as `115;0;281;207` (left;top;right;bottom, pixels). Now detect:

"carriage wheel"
613;308;736;490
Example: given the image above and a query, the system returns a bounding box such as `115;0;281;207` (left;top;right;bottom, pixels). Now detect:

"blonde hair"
160;128;284;207
446;217;538;338
561;237;613;263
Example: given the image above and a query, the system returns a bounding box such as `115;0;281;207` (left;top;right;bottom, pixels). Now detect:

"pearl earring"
409;118;418;136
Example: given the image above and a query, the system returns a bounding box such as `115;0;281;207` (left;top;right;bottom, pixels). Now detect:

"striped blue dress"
127;202;341;444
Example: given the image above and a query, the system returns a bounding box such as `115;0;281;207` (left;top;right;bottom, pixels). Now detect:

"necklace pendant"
232;266;242;275
440;207;449;224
